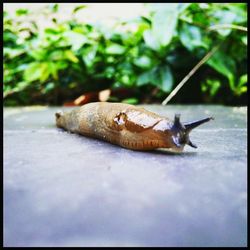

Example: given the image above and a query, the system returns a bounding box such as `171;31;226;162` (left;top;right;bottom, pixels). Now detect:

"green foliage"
3;3;247;106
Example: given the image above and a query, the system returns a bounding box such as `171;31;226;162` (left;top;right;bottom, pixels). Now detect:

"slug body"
55;102;213;152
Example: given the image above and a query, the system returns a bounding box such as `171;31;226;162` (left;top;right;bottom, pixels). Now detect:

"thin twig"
161;44;220;105
208;24;247;32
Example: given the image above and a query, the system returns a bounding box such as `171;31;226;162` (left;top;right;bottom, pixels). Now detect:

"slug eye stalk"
171;114;214;149
184;117;214;132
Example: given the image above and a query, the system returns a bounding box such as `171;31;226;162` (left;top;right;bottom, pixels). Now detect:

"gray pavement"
3;105;247;247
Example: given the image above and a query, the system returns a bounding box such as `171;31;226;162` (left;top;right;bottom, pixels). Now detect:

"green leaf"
234;74;248;95
177;3;192;13
24;62;42;82
49;50;65;61
45;4;59;14
210;7;246;36
64;50;79;63
106;44;126;55
104;66;115;78
137;70;153;86
151;4;179;47
207;50;236;89
14;81;30;91
143;30;160;51
4;48;25;58
226;3;247;23
122;98;139;104
212;9;237;24
121;75;131;86
4;81;30;97
56;61;68;70
241;36;247;45
4;32;18;44
237;86;247;95
49;62;58;80
40;63;50;82
137;67;163;89
159;66;174;92
201;79;221;97
30;49;47;60
45;27;60;35
42;82;55;94
179;23;207;51
73;5;87;14
3;11;8;18
16;64;29;72
65;31;87;51
239;74;247;87
51;4;59;13
140;16;151;25
82;45;97;67
133;56;152;68
232;74;247;95
16;9;28;16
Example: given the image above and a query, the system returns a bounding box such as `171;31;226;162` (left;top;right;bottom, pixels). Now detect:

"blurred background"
3;3;247;106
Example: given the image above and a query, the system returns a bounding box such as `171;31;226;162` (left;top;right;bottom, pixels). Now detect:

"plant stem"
161;44;220;105
208;24;247;32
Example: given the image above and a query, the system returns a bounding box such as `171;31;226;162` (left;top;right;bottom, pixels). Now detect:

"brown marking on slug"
55;102;214;152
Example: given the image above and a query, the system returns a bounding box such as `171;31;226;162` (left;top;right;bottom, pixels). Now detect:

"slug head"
170;114;214;150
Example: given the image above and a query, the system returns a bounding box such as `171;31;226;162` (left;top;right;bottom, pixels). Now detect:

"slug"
55;102;214;152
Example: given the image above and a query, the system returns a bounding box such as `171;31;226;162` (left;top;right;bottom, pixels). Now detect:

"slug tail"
55;111;64;128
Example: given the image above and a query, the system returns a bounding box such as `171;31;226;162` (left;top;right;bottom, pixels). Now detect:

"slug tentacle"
169;114;214;149
55;102;214;152
184;117;214;132
187;140;197;149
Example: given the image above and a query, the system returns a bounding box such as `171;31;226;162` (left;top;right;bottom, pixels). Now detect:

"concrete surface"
3;105;247;247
